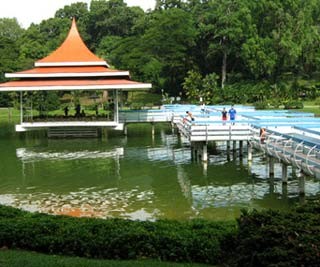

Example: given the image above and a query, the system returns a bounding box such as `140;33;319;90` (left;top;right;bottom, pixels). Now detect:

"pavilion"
0;18;151;134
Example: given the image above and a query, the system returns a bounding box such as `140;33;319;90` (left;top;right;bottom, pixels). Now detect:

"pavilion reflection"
16;147;124;162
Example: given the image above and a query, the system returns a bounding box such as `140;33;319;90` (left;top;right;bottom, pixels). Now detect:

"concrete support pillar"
227;141;230;150
151;123;155;137
171;122;175;134
227;143;230;162
269;175;275;194
202;162;208;176
239;141;243;157
247;142;253;161
202;142;208;162
269;157;275;177
191;142;196;161
233;141;237;151
282;182;288;199
20;91;23;124
282;164;288;184
8;108;12;122
124;125;128;136
299;172;305;196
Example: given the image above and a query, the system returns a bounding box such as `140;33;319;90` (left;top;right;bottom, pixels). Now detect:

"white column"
202;143;208;162
299;173;305;196
247;142;253;161
269;157;275;177
20;91;23;124
239;141;243;157
282;164;288;184
152;123;155;137
115;90;119;123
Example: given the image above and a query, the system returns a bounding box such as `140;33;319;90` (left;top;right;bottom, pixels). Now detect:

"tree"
200;0;254;88
142;8;197;95
155;0;186;10
0;18;24;41
87;0;144;45
183;70;219;104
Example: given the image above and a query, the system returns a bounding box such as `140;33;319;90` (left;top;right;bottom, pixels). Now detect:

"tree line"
1;0;320;107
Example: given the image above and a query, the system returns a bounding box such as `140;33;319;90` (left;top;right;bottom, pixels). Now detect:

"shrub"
230;202;320;266
254;101;268;110
283;100;304;109
0;205;236;265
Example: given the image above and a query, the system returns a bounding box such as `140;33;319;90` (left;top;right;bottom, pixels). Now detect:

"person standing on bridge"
228;105;236;125
260;128;266;144
186;111;195;122
222;107;228;125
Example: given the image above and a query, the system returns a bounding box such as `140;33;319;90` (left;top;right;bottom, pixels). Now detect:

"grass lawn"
0;108;20;123
0;250;211;267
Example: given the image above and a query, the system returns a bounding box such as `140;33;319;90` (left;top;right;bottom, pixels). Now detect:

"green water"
0;123;319;221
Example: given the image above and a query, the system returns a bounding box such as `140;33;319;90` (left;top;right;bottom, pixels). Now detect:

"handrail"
293;141;304;168
274;135;283;160
293;126;320;137
306;145;317;175
283;138;293;163
251;124;320;150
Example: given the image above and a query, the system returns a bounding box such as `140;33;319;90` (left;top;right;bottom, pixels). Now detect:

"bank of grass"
298;100;320;116
0;249;210;267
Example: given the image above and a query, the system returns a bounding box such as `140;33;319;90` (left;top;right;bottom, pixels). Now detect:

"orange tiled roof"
0;79;145;87
15;66;121;74
36;18;107;66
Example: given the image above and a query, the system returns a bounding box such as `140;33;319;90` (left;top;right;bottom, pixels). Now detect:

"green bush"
230;202;320;266
254;101;268;110
0;205;236;265
283;100;304;109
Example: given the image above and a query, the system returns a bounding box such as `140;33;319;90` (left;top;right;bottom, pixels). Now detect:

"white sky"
0;0;156;28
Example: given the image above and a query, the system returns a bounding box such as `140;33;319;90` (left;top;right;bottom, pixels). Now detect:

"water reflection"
16;147;124;162
0;126;320;221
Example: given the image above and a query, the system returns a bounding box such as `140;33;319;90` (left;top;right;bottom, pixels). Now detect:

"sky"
0;0;156;28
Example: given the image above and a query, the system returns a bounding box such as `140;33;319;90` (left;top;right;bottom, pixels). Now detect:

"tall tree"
201;0;253;88
87;0;144;45
142;8;197;95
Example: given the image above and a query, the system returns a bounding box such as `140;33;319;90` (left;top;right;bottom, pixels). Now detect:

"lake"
0;122;319;221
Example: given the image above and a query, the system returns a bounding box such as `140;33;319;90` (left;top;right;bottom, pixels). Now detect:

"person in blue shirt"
228;105;236;124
